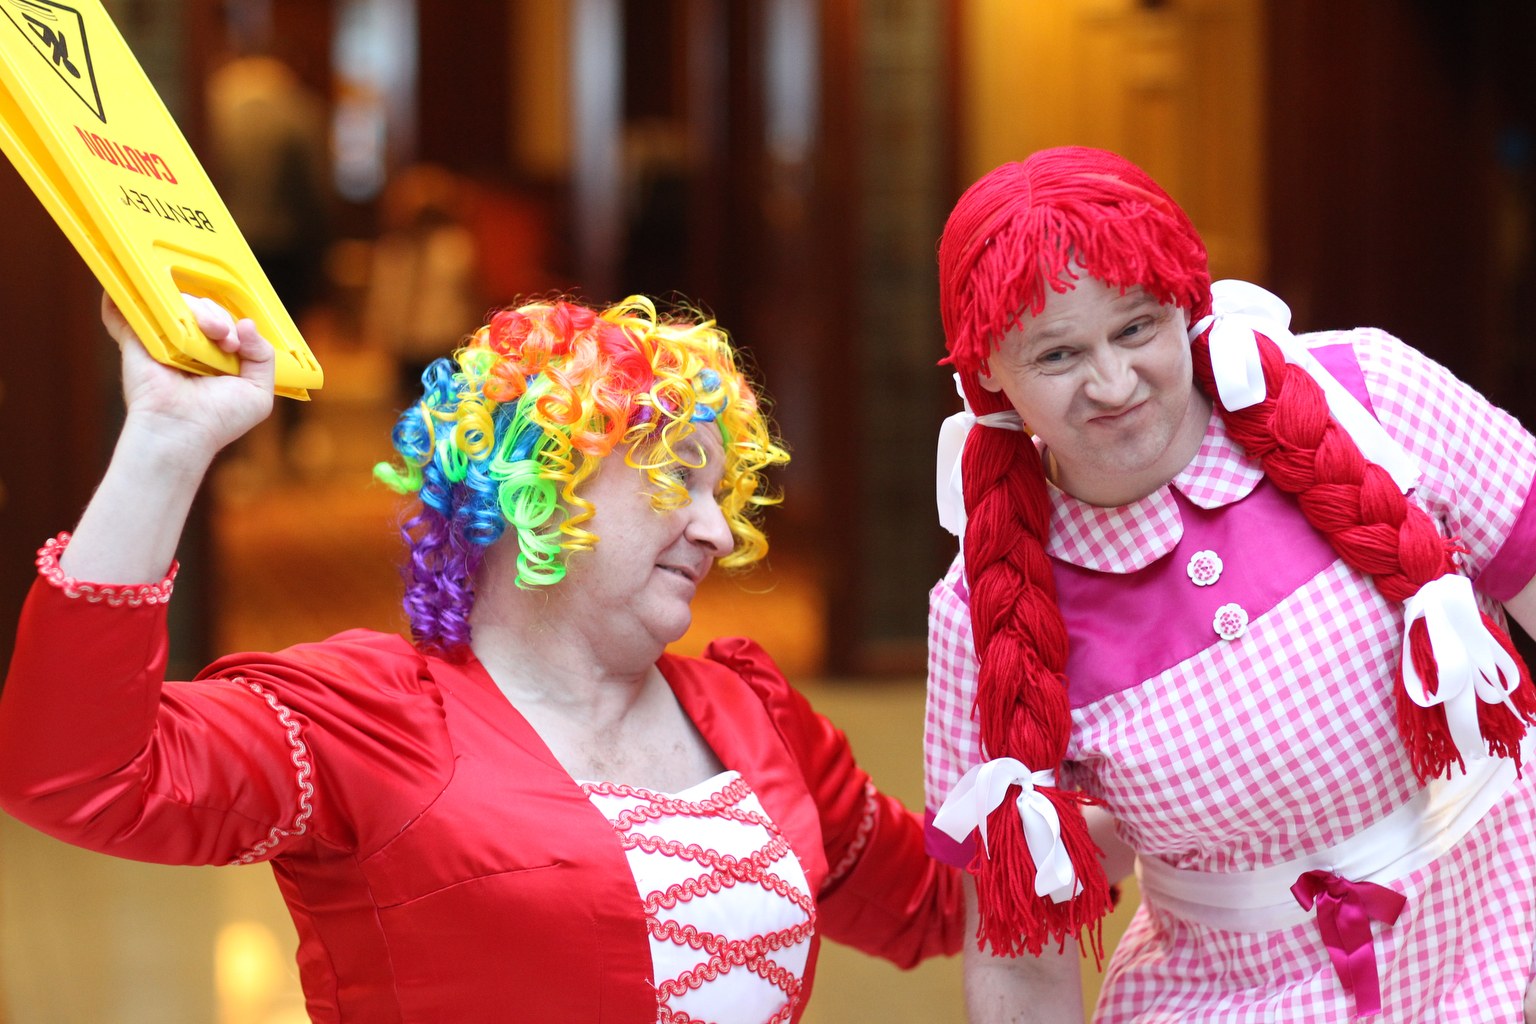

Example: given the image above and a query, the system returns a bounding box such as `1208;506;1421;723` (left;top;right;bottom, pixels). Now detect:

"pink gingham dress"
925;329;1536;1022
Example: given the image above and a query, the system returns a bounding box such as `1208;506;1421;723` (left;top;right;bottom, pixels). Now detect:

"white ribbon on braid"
1194;279;1517;770
1401;575;1522;766
935;373;1024;538
1192;280;1421;493
932;758;1081;903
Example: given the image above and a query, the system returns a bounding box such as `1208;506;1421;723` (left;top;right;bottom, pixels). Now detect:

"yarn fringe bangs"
950;202;1209;375
938;148;1211;377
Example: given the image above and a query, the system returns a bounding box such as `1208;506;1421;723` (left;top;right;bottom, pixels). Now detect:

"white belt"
1135;738;1529;933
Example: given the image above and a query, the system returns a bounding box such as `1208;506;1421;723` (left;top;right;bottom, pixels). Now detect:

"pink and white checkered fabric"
1044;414;1266;574
1336;327;1535;575
925;328;1536;1020
1169;411;1266;510
1100;779;1536;1023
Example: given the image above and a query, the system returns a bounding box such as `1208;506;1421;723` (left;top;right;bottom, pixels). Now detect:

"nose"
1082;345;1138;407
687;494;735;560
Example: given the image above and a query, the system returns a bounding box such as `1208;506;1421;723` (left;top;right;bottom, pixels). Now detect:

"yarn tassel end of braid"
1478;611;1536;773
1395;615;1536;781
1394;618;1462;782
970;787;1111;966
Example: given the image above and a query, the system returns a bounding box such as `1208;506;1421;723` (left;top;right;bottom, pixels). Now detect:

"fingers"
180;292;238;350
233;318;277;391
114;292;278;390
233;317;275;363
101;291;132;343
179;295;278;383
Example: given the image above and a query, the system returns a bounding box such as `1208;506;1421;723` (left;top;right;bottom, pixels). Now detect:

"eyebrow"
1028;321;1078;343
1025;291;1163;344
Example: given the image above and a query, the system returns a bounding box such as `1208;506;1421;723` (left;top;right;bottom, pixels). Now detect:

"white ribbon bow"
935;374;1024;537
931;757;1080;903
1188;279;1292;412
1400;574;1522;767
1190;279;1420;494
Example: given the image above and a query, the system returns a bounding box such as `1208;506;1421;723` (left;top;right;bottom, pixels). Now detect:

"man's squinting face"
980;275;1209;507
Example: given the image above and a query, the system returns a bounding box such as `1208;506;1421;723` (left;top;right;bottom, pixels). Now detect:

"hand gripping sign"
0;0;322;398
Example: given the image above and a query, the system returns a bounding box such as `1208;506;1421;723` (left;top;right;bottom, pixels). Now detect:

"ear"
977;364;1004;394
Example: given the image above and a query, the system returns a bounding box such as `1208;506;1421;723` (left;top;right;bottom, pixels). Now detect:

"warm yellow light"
214;920;284;1024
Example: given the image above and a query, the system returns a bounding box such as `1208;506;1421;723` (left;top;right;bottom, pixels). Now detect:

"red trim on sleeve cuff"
36;533;178;607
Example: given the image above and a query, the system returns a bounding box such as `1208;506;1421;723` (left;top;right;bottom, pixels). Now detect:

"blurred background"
1;0;1534;1020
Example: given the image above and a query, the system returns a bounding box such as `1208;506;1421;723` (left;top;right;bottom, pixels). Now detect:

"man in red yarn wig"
923;146;1536;1022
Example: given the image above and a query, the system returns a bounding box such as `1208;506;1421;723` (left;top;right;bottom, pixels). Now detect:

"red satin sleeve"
0;575;449;867
702;637;964;968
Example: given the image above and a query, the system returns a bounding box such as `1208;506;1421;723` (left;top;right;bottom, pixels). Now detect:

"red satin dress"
0;567;962;1022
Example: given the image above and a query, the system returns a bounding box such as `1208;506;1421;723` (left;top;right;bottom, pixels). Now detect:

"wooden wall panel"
960;0;1266;281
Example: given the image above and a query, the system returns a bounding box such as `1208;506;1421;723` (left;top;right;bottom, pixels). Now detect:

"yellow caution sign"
0;0;322;398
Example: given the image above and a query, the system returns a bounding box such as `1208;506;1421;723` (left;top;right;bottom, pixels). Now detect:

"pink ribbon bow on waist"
1290;870;1407;1019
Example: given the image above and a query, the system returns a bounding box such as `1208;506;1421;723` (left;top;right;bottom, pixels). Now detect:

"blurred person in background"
206;48;332;465
206;49;331;327
363;163;488;403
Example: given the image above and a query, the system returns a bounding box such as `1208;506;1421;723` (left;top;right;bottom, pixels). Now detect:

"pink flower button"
1213;603;1249;641
1187;549;1223;587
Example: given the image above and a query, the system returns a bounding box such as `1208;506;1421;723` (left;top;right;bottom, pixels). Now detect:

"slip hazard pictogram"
1;0;103;122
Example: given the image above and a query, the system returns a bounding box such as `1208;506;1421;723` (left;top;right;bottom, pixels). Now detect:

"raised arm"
0;295;296;865
61;293;275;584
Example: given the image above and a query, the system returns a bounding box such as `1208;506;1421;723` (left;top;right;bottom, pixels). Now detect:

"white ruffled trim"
229;679;315;864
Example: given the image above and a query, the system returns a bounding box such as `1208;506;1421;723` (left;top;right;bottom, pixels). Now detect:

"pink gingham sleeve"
1316;328;1536;601
924;554;982;867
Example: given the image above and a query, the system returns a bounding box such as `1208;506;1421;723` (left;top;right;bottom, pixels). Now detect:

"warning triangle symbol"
1;0;105;123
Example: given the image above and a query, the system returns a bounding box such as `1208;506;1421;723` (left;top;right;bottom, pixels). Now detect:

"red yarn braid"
959;396;1110;957
1190;329;1536;779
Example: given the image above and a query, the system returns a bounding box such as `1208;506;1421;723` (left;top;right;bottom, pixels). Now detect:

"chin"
652;615;695;649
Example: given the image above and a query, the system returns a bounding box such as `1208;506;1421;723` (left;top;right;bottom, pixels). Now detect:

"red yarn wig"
936;146;1535;957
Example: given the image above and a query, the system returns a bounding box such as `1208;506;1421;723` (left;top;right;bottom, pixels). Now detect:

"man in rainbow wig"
0;293;964;1021
923;146;1536;1021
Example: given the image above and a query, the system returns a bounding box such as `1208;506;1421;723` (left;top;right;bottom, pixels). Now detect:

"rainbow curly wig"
374;295;789;651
